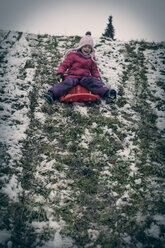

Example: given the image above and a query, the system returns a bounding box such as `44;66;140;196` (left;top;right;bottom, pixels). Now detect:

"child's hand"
57;73;64;82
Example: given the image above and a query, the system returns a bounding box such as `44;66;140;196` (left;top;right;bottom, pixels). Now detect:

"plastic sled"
60;76;100;103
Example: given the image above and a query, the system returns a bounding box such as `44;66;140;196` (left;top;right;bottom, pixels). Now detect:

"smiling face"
81;45;92;56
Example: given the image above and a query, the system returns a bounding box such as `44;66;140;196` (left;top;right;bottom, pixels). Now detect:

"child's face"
81;45;92;56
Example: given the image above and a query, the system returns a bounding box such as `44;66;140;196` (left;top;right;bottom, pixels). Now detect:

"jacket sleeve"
57;53;74;75
91;58;101;78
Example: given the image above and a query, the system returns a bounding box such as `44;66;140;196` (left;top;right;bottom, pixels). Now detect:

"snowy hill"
0;30;165;248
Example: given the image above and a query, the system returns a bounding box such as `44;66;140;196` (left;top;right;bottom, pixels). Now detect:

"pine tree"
103;16;115;39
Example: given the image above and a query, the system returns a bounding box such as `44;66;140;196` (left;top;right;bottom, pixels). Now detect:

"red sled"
60;75;100;103
60;85;100;103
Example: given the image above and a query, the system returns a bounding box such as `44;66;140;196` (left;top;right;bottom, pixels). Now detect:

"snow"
116;191;130;206
1;174;23;201
0;229;11;245
32;217;61;232
88;229;100;241
153;214;165;225
73;103;88;116
0;32;35;164
145;223;160;239
40;231;74;248
80;128;93;149
129;163;138;175
134;178;142;185
95;38;125;90
144;48;165;132
0;31;165;247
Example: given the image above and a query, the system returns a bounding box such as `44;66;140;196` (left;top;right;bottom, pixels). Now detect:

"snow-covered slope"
0;30;165;248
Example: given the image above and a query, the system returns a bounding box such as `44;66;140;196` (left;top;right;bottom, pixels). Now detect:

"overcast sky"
0;0;165;41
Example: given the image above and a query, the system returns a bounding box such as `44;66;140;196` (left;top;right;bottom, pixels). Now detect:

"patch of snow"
1;174;23;201
0;32;35;164
116;191;130;206
135;178;142;185
91;122;97;128
34;111;46;124
0;229;11;245
145;223;160;239
129;163;138;176
88;229;99;241
40;231;74;248
32;221;47;230
26;68;36;82
136;211;147;224
79;128;93;149
95;38;125;90
144;48;165;132
7;240;12;248
153;214;165;225
73;104;88;116
121;233;131;245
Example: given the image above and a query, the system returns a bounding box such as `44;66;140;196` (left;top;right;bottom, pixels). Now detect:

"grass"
0;31;164;248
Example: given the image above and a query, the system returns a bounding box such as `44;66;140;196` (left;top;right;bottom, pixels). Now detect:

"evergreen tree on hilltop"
103;16;115;39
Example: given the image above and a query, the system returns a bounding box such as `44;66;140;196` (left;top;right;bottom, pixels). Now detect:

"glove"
57;73;64;82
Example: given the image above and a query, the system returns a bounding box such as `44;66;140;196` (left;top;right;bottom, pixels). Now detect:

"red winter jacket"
57;52;101;78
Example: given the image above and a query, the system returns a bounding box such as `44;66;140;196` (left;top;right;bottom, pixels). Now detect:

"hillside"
0;30;165;248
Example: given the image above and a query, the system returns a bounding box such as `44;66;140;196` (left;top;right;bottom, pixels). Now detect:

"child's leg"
79;77;109;97
49;77;79;99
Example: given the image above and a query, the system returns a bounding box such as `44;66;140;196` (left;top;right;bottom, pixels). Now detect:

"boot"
104;89;117;104
43;91;54;104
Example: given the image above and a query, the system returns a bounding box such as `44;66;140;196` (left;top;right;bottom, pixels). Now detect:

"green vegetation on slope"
0;31;164;248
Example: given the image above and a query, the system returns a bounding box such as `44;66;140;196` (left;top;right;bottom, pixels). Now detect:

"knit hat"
76;31;94;52
66;31;96;62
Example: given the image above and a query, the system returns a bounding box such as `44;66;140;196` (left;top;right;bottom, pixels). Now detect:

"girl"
44;32;116;104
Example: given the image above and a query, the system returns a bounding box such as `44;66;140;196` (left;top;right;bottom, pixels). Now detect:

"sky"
0;0;165;42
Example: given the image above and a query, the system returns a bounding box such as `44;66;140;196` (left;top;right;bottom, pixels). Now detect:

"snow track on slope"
0;31;36;165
